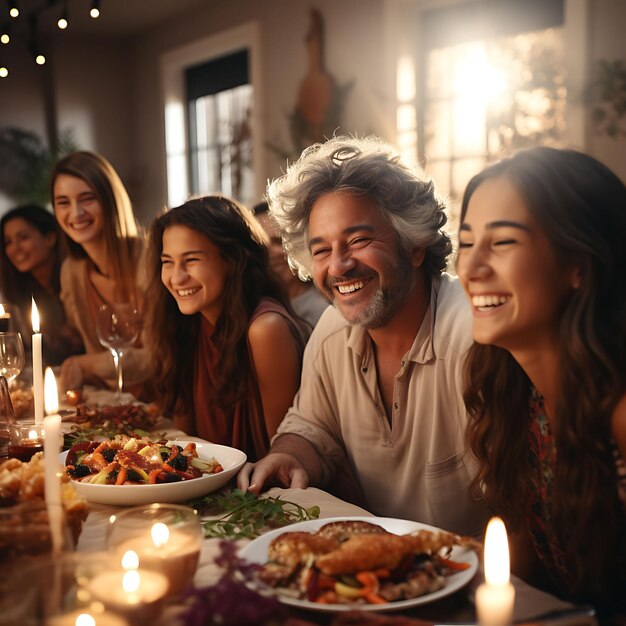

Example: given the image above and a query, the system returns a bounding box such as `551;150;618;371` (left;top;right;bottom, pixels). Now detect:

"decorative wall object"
267;9;353;162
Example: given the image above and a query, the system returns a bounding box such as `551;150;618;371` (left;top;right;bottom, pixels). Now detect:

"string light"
35;53;45;65
90;0;101;19
57;11;68;30
8;1;19;18
1;34;8;44
0;65;8;77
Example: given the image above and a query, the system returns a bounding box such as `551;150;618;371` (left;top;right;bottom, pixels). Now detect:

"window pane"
424;101;451;159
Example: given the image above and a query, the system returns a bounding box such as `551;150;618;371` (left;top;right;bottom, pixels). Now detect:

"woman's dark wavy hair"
0;204;64;307
50;151;140;303
145;195;301;419
461;147;626;604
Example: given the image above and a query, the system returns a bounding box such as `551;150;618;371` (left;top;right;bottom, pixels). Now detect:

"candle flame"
122;569;140;594
28;429;38;440
484;516;510;585
151;522;170;547
0;304;4;316
75;615;96;626
121;549;139;570
44;367;59;414
31;298;40;333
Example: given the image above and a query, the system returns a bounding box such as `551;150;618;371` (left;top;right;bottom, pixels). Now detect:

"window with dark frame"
186;49;254;203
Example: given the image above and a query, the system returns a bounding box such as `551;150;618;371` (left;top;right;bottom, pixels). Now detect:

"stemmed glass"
95;304;141;400
0;332;26;384
0;332;24;457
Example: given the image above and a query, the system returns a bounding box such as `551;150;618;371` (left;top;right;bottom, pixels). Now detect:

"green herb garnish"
191;489;320;540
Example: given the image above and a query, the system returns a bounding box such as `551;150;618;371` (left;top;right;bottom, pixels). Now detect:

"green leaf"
193;488;321;540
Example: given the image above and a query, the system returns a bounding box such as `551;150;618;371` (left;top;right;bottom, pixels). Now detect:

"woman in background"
0;204;83;365
50;151;152;394
145;196;307;461
456;147;626;622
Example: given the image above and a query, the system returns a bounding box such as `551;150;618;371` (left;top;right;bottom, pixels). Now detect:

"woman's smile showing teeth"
471;294;510;311
337;280;365;294
178;287;200;297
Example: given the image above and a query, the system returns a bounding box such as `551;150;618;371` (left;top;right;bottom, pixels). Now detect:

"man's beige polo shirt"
275;273;486;536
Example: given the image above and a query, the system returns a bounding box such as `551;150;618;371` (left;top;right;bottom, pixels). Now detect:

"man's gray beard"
320;249;416;329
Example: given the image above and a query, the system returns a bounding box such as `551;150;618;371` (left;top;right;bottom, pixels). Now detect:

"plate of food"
239;516;479;612
60;437;246;505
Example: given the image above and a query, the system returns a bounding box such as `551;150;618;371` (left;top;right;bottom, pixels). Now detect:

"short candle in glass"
107;503;202;597
8;421;44;461
87;550;167;624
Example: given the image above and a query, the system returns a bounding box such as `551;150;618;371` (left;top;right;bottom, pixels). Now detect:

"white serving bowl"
60;440;246;506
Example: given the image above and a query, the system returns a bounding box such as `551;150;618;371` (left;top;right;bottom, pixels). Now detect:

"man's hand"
237;452;310;494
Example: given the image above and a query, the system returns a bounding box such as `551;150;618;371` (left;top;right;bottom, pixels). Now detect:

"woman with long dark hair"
145;196;307;461
51;151;152;393
0;204;83;365
456;146;626;621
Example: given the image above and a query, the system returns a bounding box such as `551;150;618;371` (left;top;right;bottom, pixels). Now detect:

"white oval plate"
239;516;478;612
60;440;246;506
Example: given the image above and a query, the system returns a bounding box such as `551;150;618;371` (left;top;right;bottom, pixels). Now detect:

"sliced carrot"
115;467;127;485
438;557;471;571
355;571;379;591
364;591;388;604
148;469;161;484
214;465;224;474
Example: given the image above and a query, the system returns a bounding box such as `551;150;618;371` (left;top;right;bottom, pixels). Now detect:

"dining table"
4;385;600;626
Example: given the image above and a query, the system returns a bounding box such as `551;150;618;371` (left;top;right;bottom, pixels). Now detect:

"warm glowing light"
58;17;68;30
31;298;40;333
0;67;8;78
44;368;59;414
90;8;100;18
151;522;170;547
122;569;140;594
35;54;46;65
75;614;96;626
396;55;416;102
9;8;19;18
484;516;510;585
1;34;9;44
121;550;139;570
0;305;5;316
28;429;38;440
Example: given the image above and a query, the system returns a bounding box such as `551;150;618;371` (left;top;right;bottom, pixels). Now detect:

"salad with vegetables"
64;436;223;485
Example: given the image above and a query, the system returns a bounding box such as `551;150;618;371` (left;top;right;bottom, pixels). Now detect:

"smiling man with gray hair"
238;136;486;536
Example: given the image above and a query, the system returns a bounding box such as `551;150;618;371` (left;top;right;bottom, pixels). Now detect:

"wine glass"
0;332;26;384
95;303;141;400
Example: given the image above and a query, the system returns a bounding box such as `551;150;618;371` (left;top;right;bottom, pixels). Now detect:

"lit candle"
87;551;168;623
46;610;129;626
32;297;44;424
0;303;11;332
114;521;201;597
8;422;44;461
44;367;63;552
476;516;516;626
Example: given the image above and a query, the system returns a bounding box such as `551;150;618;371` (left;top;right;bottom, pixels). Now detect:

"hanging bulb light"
0;66;8;78
8;1;19;18
57;12;68;30
29;15;45;66
1;24;9;45
90;0;101;19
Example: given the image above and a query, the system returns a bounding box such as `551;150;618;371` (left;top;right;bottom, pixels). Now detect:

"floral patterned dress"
527;389;626;618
